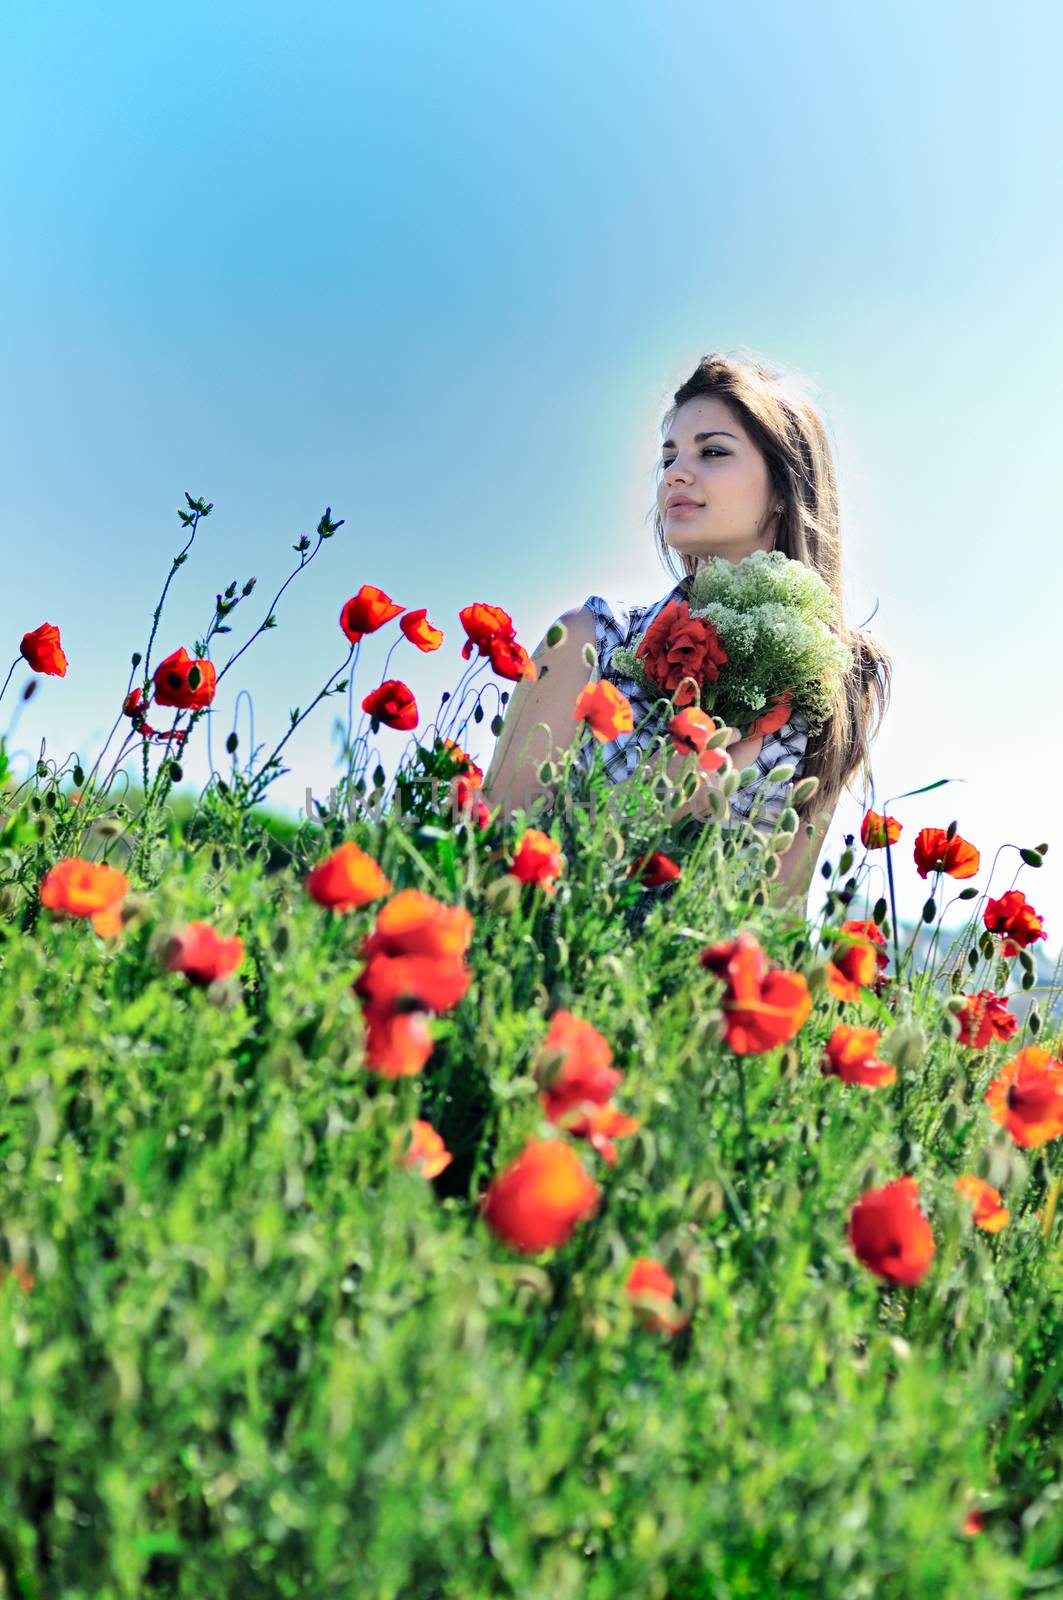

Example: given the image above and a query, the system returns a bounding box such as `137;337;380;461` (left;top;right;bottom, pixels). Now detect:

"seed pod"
764;763;796;786
721;769;740;798
545;621;567;649
792;775;820;806
582;643;598;670
777;806;800;834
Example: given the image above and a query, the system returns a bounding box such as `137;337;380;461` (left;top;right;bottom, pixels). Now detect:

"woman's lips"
666;502;702;515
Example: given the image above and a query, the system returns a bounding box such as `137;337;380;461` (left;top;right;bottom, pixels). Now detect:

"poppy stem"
735;1054;754;1200
883;837;903;980
0;656;18;713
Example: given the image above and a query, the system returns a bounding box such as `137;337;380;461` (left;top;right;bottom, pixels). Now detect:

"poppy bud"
884;1021;927;1075
792;776;820;806
484;874;522;915
545;621;567;648
582;643;598;670
764;763;796;786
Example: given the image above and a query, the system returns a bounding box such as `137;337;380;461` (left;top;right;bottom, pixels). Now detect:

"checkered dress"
571;577;810;833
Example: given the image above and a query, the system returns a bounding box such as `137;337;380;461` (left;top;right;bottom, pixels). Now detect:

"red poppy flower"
838;919;890;968
699;928;812;1054
628;850;682;888
625;1257;691;1336
399;607;444;652
984;1046;1063;1148
361;1003;436;1078
396;1119;453;1178
20;622;68;677
963;1511;985;1537
534;1010;622;1118
562;1103;641;1166
572;680;635;742
983;890;1047;958
861;808;902;848
451;775;491;828
825;939;881;1001
955;990;1018;1050
668;706;718;756
913;827;980;880
481;1138;600;1253
163;921;244;986
459;601;516;660
510;828;565;893
635;598;728;708
362;679;419;731
824;919;889;1001
745;690;793;740
152;647;217;711
954;1175;1009;1233
305;841;393;912
847;1176;935;1286
488;634;538;682
339;584;405;644
821;1024;897;1087
441;739;484;784
354;889;474;1017
39;856;129;937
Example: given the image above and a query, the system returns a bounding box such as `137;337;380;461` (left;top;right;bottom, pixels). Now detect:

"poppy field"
2;499;1063;1597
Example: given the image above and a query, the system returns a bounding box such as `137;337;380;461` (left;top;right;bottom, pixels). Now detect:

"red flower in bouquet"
745;690;793;740
163;921;244;986
625;1257;691;1337
628;850;682;888
848;1177;935;1285
20;622;68;677
362;679;418;731
821;1024;897;1088
305;841;393;912
913;827;980;880
635;597;728;709
339;584;404;644
481;1138;599;1253
954;1175;1009;1233
955;990;1018;1050
984;1046;1063;1148
153;647;216;711
861;808;902;849
983;889;1047;958
510;828;565;893
699;928;812;1054
396;1119;453;1178
399;607;444;652
573;680;635;742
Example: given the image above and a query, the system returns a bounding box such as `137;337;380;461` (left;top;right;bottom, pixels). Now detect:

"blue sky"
2;0;1061;959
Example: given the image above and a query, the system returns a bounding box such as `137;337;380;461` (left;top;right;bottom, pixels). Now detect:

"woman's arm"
767;801;836;912
480;605;598;821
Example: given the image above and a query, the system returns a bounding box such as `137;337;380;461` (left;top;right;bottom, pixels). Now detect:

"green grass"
1;739;1062;1598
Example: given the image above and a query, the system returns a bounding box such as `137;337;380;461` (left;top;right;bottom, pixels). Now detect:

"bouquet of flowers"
609;550;854;739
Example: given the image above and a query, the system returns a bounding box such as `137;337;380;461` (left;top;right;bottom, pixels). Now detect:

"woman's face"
656;395;782;567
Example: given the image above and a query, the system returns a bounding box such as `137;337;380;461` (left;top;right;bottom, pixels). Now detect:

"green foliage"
0;731;1062;1596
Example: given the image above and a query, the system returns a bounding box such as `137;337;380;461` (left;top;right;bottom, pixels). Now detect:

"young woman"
482;352;892;909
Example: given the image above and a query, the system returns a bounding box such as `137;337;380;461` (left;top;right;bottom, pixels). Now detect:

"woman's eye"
661;449;725;468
